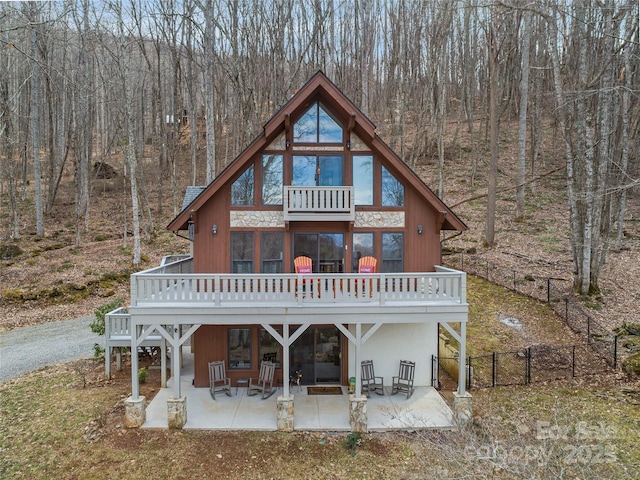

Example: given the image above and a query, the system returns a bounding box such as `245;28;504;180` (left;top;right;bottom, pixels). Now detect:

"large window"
292;155;343;186
353;155;373;205
228;328;251;369
231;165;254;206
293;102;342;143
261;232;283;273
231;232;253;273
381;165;404;206
262;154;283;205
259;328;282;368
382;232;404;272
352;233;374;271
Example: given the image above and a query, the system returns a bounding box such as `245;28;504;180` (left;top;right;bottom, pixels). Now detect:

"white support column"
131;318;139;400
355;323;362;396
283;324;290;398
160;339;167;388
172;324;181;399
458;321;467;395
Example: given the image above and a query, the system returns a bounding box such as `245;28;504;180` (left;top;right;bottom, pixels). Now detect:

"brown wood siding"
193;186;230;274
193;325;286;388
193;324;351;388
404;184;441;271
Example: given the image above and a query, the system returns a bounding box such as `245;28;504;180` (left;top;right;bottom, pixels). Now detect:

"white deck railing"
130;268;466;307
283;186;355;221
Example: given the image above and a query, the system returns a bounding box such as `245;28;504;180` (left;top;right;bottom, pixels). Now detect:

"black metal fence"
443;252;618;369
434;340;616;390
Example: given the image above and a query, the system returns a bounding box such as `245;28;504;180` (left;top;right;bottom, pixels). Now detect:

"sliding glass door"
290;327;341;385
293;233;344;273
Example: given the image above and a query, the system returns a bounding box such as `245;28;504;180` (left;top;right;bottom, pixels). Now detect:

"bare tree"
26;3;44;238
485;9;498;248
516;9;531;220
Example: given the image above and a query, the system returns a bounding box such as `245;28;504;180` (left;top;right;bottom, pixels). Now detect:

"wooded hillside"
1;0;638;303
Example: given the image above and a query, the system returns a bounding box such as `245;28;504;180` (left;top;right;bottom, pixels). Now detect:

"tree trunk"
203;0;217;183
485;18;498;248
28;3;43;237
516;11;531;220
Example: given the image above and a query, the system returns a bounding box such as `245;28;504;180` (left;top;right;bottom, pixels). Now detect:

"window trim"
228;328;252;370
230;231;254;273
292;102;343;144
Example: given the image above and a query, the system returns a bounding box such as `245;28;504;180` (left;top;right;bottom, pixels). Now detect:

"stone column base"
452;391;473;425
277;395;294;432
167;396;187;429
124;396;146;428
349;394;368;433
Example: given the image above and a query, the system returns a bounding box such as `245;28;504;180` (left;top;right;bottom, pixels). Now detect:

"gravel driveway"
0;316;101;384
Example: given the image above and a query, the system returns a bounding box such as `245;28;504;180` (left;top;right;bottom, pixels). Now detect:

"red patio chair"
294;256;313;297
357;256;377;297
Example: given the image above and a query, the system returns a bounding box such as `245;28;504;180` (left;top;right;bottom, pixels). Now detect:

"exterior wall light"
212;224;217;235
417;224;423;235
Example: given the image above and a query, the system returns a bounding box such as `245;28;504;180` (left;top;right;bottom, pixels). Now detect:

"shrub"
90;297;125;336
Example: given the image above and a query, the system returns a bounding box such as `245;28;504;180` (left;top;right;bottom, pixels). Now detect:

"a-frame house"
117;72;471;431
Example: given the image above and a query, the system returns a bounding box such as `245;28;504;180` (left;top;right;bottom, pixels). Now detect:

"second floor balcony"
283;186;355;222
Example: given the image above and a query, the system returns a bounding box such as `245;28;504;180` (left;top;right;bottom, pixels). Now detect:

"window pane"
262;154;283;205
293;107;316;143
381;165;404;206
228;328;251;369
261;232;283;273
231;232;253;273
293;103;343;143
231;165;254;206
318;155;343;186
352;233;374;271
319;233;344;273
318;104;342;142
382;233;403;273
292;155;316;186
259;328;282;368
353;155;373;205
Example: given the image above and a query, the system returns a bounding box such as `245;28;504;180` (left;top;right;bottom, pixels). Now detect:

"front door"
293;233;344;273
290;327;341;385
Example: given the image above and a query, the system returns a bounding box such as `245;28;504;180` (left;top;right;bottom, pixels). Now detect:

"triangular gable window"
293;102;342;143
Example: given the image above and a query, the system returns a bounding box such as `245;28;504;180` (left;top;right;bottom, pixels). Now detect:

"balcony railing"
283;186;355;222
130;265;466;307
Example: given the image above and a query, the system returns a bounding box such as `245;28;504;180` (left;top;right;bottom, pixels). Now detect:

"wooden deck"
130;258;466;311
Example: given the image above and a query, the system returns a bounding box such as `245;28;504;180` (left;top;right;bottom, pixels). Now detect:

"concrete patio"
142;348;456;431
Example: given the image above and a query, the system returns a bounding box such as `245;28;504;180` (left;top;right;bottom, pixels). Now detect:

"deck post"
283;324;290;398
276;395;294;431
160;338;167;388
452;391;473;425
349;394;368;433
355;323;362;396
453;319;472;424
457;321;467;396
167;396;187;429
124;396;146;428
172;324;181;399
131;317;139;400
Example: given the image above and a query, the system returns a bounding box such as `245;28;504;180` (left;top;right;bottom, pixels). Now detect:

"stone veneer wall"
355;211;404;228
229;211;405;229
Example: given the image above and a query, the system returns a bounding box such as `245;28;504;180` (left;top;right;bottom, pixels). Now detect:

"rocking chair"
208;360;232;400
361;360;384;397
391;360;415;399
247;361;276;399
